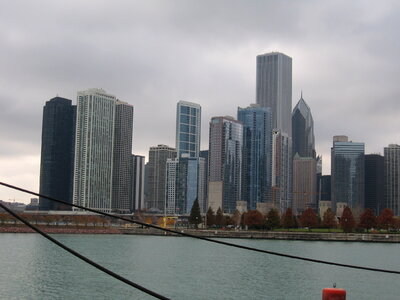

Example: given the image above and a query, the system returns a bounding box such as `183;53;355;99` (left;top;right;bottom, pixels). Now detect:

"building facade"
73;89;134;213
365;154;384;214
131;155;145;211
208;116;243;213
256;52;293;213
39;97;76;210
384;145;400;216
256;52;292;136
238;104;272;210
292;95;315;158
112;101;134;213
165;155;206;215
292;155;317;215
331;136;365;215
199;150;209;213
146;144;177;213
176;101;201;158
271;130;292;213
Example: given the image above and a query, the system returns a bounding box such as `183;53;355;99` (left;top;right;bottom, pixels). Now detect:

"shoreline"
2;226;400;243
119;228;400;243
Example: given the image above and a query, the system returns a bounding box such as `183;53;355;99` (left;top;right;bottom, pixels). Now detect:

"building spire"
301;90;303;99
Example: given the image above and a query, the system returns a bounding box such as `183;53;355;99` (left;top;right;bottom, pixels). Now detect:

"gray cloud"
1;0;400;201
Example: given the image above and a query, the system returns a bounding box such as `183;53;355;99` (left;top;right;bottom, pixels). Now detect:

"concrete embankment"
0;226;122;234
120;228;400;243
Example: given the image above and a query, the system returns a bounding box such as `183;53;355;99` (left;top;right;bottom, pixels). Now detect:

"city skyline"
2;1;400;203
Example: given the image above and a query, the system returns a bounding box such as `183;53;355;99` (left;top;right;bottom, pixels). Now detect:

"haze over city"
1;0;400;203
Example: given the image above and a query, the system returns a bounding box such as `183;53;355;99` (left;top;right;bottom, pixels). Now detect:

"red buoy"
322;288;346;300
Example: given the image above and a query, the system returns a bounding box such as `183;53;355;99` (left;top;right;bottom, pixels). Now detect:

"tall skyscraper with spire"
256;52;292;212
292;94;317;214
292;93;315;158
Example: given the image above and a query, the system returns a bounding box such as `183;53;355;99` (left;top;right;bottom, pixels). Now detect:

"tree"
322;208;337;229
243;210;265;229
189;199;202;228
231;210;242;227
215;207;224;228
377;208;395;231
206;207;215;227
266;208;280;230
358;208;376;232
300;208;318;229
340;206;355;233
281;208;294;229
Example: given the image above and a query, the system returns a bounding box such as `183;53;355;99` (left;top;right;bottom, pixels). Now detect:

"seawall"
120;228;400;243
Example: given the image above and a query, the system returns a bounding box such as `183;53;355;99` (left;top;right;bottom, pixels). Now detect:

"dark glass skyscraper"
39;97;76;210
331;136;365;214
292;94;315;158
384;145;400;216
364;154;384;214
112;101;134;213
238;105;272;210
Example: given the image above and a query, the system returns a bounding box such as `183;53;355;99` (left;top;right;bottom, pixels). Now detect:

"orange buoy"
322;288;346;300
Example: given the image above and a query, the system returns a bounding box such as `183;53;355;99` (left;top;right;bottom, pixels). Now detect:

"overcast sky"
1;0;400;203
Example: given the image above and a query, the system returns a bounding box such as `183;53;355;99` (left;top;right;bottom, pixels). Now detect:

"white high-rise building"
73;89;134;213
73;89;116;212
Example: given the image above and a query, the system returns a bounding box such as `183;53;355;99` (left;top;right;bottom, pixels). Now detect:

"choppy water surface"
0;234;399;299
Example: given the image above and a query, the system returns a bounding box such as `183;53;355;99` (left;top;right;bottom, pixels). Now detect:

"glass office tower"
176;101;201;158
331;136;365;214
238;104;272;210
208;116;243;213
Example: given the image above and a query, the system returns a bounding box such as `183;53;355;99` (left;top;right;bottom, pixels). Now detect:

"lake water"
0;233;399;299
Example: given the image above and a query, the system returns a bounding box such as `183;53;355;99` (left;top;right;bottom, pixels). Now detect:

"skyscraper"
176;101;201;158
208;116;243;213
165;155;205;215
199;150;209;213
292;155;317;215
131;155;145;211
73;89;116;212
331;136;365;215
365;154;384;214
112;101;134;213
271;130;291;212
39;97;76;210
256;52;293;213
237;104;272;210
146;144;177;213
292;94;315;158
384;145;400;216
256;52;292;136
